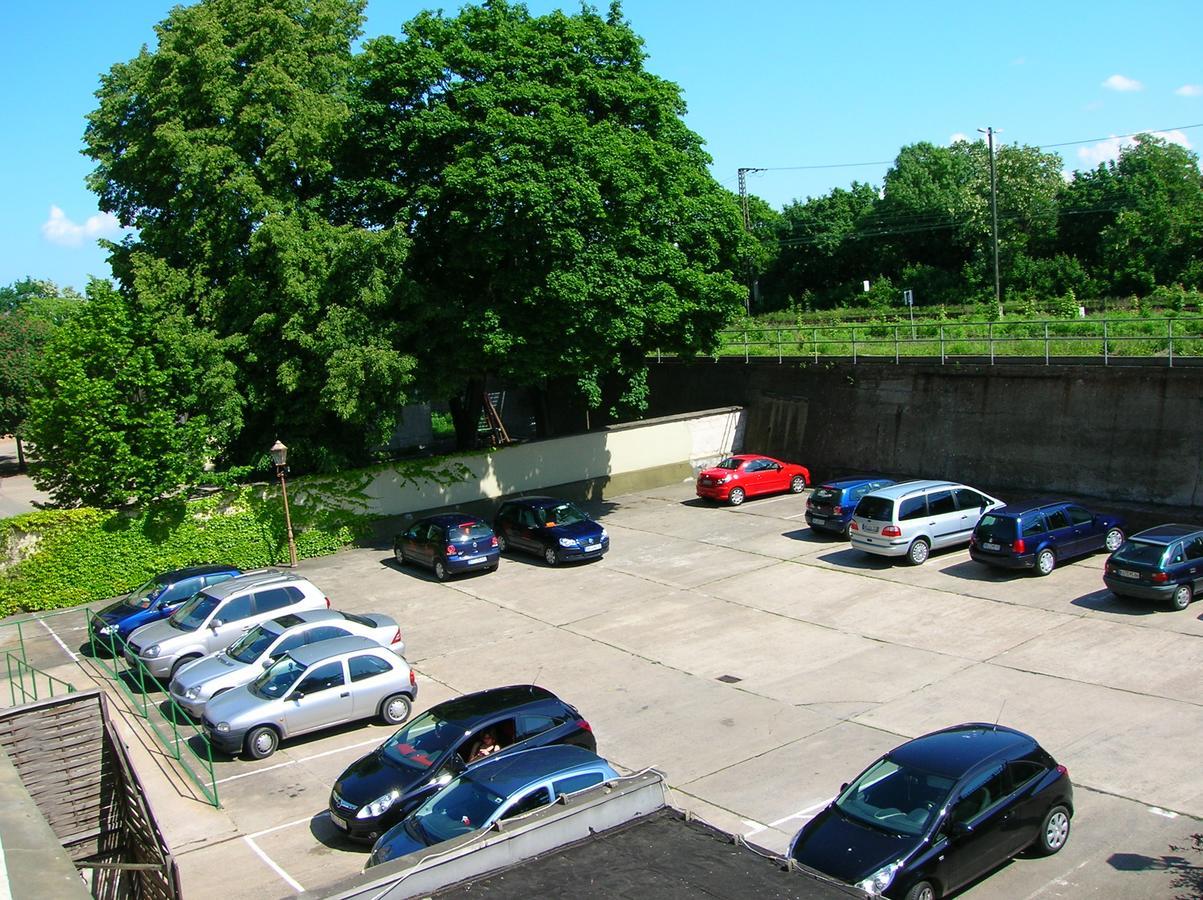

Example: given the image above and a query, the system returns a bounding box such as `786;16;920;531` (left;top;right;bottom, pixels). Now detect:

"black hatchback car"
394;514;500;581
969;500;1125;576
492;496;609;566
1104;523;1203;611
789;724;1073;900
328;685;595;842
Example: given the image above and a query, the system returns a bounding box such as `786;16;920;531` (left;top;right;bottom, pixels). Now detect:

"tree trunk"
448;378;485;450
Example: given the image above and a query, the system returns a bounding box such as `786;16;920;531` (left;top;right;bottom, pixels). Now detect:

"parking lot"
6;479;1203;898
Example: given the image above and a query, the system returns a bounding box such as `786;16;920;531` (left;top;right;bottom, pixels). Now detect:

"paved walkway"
0;437;47;518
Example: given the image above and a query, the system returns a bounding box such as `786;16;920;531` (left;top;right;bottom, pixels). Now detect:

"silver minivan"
849;480;1003;565
202;636;416;759
125;570;329;678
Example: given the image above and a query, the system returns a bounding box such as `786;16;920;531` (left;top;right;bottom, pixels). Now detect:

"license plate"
862;524;879;533
810;516;826;525
467;556;487;565
982;542;1000;551
330;813;347;830
584;543;600;552
1117;569;1140;579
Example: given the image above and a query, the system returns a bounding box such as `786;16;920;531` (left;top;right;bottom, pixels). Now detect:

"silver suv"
202;636;416;759
849;480;1003;565
125;570;329;678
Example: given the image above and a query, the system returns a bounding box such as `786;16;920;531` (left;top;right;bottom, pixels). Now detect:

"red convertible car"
695;454;810;506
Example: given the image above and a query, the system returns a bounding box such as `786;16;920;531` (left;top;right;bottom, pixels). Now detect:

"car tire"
790;475;806;493
906;538;930;566
728;487;746;506
244;725;280;760
433;560;448;582
380;693;412;726
497;534;508;553
394;546;405;566
170;654;201;679
1103;527;1124;552
1170;584;1192;611
1036;804;1071;855
544;546;559;567
1035;548;1056;576
904;882;936;900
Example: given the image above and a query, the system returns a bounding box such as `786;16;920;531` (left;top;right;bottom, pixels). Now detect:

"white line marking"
1021;858;1089;900
0;827;12;900
769;799;830;827
249;812;327;839
37;617;79;662
215;737;385;784
741;819;768;837
1149;807;1178;818
784;512;810;519
243;835;304;893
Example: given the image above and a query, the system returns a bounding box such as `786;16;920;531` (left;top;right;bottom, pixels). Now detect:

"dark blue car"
969;500;1125;576
1104;524;1203;611
492;496;608;566
805;477;895;536
394;514;500;581
89;564;241;648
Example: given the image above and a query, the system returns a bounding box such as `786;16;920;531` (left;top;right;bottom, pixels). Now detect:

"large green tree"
347;0;747;440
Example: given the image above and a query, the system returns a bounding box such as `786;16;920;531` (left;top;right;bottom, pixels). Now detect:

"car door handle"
340;692;350;698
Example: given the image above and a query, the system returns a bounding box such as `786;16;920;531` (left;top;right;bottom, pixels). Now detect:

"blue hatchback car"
1104;524;1203;611
394;514;500;581
492;496;609;566
806;477;896;536
90;564;241;648
969;500;1125;576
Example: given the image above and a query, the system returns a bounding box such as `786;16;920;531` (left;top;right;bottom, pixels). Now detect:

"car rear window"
812;487;840;503
976;514;1017;541
449;522;493;543
855;496;894;521
1112;540;1168;566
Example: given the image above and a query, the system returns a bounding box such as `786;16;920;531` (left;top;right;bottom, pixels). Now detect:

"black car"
969;500;1125;576
789;724;1073;900
493;496;609;566
393;514;500;581
328;685;596;842
1104;523;1203;611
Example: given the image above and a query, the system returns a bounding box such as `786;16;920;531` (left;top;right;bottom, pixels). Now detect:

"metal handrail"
4;651;76;707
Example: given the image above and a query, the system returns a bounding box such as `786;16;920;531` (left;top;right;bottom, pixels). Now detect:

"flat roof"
432;808;860;899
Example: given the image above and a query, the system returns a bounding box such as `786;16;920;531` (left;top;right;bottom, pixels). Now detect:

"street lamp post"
270;440;298;568
978;126;1002;316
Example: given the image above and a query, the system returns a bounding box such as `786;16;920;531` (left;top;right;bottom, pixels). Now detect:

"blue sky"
2;0;1200;293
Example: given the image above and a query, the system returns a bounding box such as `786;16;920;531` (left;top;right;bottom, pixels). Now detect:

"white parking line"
1148;807;1178;818
784;511;810;519
215;737;385;785
769;799;830;827
244;835;304;893
1021;858;1089;900
37;617;78;663
249;812;327;839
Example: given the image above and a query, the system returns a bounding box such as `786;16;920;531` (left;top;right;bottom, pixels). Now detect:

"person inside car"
469;730;501;762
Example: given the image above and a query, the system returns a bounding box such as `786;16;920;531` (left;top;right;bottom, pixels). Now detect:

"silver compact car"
169;610;404;718
125;570;330;679
202;636;416;759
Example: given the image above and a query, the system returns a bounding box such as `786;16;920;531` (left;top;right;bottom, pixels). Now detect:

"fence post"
777;328;782;364
813;328;818;364
852;327;857;364
940;325;945;364
989;322;994;365
1044;322;1050;366
1103;320;1109;365
894;325;899;364
744;330;749;364
1168;319;1174;367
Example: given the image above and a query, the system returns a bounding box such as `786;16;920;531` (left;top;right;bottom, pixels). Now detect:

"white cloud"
1101;74;1143;92
948;132;969;144
1176;84;1203;97
41;205;123;247
1077;130;1193;167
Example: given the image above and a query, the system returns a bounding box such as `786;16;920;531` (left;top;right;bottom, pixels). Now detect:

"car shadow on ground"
380;555;497;582
814;548;897;570
311;809;370;851
938;559;1030;584
1070;588;1163;617
782;527;846;544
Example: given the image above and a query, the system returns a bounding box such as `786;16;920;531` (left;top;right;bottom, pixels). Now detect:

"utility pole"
737;167;765;315
977;127;1002;316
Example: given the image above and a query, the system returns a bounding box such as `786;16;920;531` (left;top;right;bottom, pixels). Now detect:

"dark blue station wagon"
969;500;1125;576
1104;524;1203;611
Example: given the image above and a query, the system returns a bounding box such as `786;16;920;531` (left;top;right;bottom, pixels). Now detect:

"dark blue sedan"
969;500;1125;576
89;564;241;649
805;477;896;536
1104;523;1203;611
394;514;500;581
492;497;608;566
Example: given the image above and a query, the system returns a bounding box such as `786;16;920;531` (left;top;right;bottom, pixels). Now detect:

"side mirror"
210;619;224;630
291;691;305;701
262;659;272;668
839;782;849;794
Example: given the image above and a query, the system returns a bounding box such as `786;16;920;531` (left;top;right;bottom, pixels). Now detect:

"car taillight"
391;628;402;645
1013;538;1026;554
849;521;859;532
446;544;458;556
806;498;813;508
882;525;901;537
1055;764;1068;779
969;534;977;546
576;719;592;733
409;669;417;688
324;596;331;608
833;505;844;515
490;535;498;548
1151;572;1168;584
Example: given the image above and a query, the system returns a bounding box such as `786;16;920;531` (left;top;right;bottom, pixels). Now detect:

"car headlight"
600;529;608;540
558;537;578;548
216;722;230;733
184;686;200;701
96;625;112;636
144;644;162;658
357;789;400;819
855;861;900;895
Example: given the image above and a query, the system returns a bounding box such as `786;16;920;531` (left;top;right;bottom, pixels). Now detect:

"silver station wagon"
169;609;404;718
202;636;416;759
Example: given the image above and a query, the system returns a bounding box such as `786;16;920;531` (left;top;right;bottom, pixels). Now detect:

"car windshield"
976;514;1017;540
382;711;461;769
169;593;220;631
542;502;587;526
449;522;493;544
226;625;278;664
713;458;742;470
812;487;840;503
250;656;305;699
413;778;507;842
834;758;954;837
126;577;167;609
855;496;894;522
1112;540;1169;566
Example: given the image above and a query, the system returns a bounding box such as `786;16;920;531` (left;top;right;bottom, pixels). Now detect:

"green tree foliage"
347;0;746;434
24;280;242;507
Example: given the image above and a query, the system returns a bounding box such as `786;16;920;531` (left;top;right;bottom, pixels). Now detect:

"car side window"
427;524;444;542
295;661;345;695
520;509;540;528
218;594;255;623
745;459;766;473
501;787;552;820
348;654;394;682
304;626;351;644
899;496;927;521
949;766;1009;825
1168;542;1186;564
1045;508;1070;530
255;587;294;614
850;485;869;501
204;572;237;588
161;576;204;605
516;714;556;740
927;490;956;515
1022;515;1048;536
271;633;307;658
951;488;984;510
1185;537;1203;560
553;771;605;797
1067;507;1093;526
1007;759;1047;792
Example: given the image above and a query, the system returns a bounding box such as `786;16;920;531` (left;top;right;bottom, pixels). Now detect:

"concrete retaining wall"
646;361;1203;509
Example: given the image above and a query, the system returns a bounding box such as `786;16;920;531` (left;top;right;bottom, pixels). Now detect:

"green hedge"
0;487;372;617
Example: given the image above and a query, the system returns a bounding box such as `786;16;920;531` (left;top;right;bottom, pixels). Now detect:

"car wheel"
1103;527;1124;552
380;693;412;726
394;546;405;566
789;475;806;493
1037;805;1071;855
1170;584;1192;611
433;560;448;582
1035;548;1056;576
728;487;746;506
904;882;936;900
906;538;930;566
497;534;508;553
170;654;201;679
544;546;559;567
244;725;279;760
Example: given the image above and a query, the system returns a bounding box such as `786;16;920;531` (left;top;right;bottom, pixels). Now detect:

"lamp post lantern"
270;440;298;568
